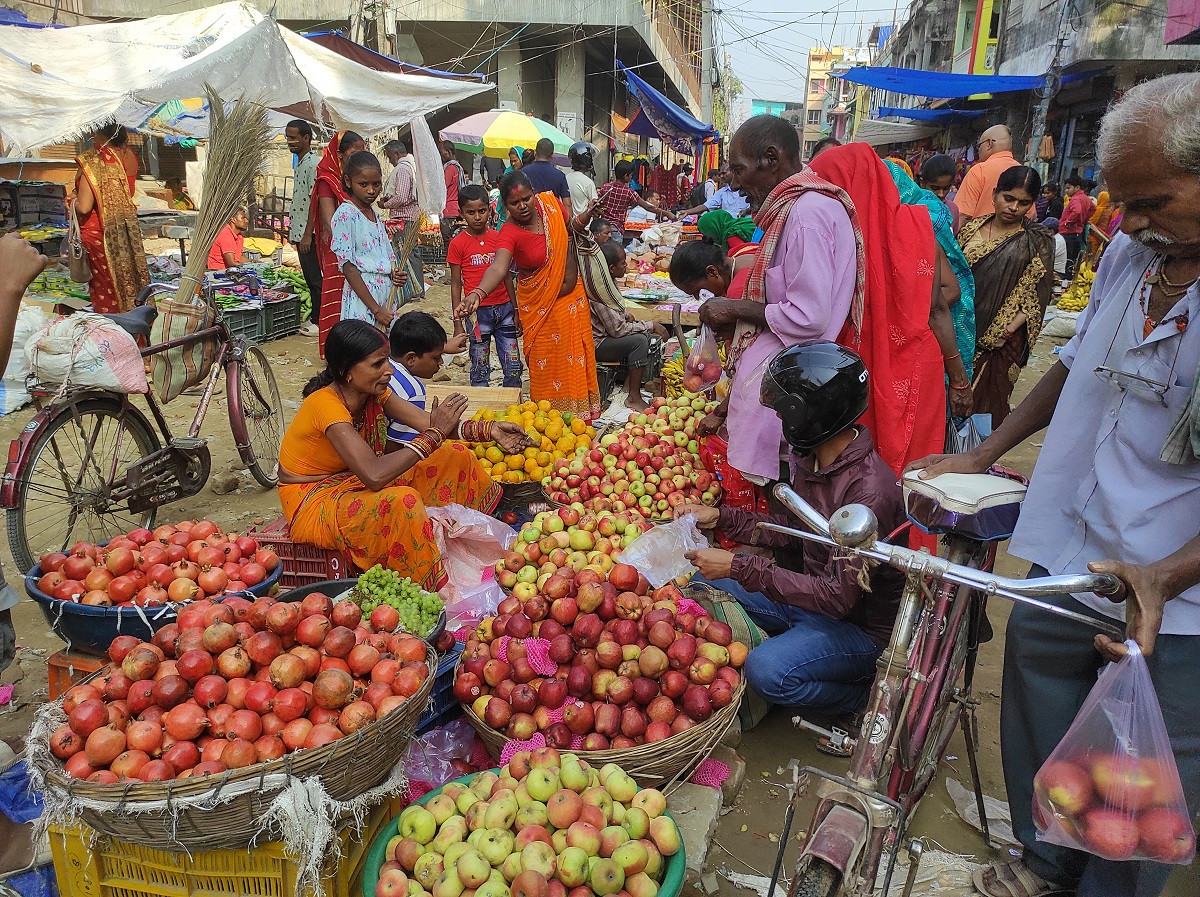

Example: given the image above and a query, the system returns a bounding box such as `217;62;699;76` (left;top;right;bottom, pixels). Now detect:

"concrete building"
802;47;850;159
9;0;714;176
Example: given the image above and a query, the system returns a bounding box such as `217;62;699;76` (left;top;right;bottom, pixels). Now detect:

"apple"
1138;806;1196;862
1035;760;1094;815
1081;807;1139;860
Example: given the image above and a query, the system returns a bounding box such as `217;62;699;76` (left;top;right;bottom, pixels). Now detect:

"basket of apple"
455;562;746;789
25;520;283;656
541;399;721;520
363;750;686;897
496;509;652;593
29;588;438;853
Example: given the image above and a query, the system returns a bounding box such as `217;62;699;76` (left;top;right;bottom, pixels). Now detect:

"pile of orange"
470;400;595;484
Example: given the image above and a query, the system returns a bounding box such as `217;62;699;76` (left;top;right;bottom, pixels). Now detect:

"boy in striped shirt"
384;311;466;449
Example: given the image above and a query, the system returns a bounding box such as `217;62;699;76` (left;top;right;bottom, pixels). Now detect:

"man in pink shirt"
955;125;1033;220
697;116;858;482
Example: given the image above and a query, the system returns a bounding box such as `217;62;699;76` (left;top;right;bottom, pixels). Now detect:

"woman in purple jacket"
676;342;905;720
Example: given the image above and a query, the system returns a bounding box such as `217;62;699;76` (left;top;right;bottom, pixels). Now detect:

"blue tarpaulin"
878;106;990;122
618;62;717;153
836;66;1106;98
622;109;662;139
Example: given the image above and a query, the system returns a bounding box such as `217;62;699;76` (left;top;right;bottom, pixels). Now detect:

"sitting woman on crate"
277;319;518;591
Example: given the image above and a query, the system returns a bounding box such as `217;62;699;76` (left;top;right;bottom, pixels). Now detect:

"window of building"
807;109;821;125
804;140;816;157
809;78;822;94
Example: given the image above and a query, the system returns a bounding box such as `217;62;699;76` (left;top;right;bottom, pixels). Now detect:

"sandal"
972;860;1073;897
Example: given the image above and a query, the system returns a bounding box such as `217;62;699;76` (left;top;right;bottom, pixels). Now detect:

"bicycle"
2;275;284;573
758;476;1124;897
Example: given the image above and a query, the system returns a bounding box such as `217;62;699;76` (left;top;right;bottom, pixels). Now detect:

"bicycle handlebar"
762;484;1126;638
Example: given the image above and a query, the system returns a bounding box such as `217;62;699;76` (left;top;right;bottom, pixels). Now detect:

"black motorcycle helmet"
568;141;596;173
760;342;869;454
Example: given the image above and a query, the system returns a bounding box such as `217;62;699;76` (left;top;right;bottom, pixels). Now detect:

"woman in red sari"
73;124;149;313
313;131;366;356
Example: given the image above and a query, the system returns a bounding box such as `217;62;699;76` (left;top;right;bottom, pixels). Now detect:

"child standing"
329;151;406;332
448;185;523;389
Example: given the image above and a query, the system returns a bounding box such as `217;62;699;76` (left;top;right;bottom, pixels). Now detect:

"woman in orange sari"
73;124;149;313
313;131;366;356
278;320;508;591
455;171;601;420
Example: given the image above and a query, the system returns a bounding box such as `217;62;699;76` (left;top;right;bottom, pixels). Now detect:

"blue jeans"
695;575;880;715
1003;566;1200;897
470;302;522;388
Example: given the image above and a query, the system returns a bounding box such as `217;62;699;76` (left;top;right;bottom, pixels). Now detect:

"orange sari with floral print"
75;147;149;313
277;387;501;590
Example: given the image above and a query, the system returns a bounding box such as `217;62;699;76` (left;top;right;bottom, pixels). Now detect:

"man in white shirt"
566;142;599;216
914;73;1200;897
680;166;749;218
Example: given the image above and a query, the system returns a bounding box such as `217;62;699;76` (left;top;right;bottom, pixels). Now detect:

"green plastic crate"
264;294;302;340
221;305;264;344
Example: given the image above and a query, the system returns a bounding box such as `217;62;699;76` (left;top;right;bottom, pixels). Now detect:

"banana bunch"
1058;260;1094;313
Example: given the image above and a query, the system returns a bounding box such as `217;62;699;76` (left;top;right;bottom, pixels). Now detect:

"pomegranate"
54;580;86;602
225;677;253;709
68;699;109;739
338;701;375;735
289;645;322;679
227;709;263;743
163;703;207;741
191;521;218;540
244;681;277;716
197;567;228;595
62;683;102;715
312;669;354;710
151;675;189;710
201;621;238;654
254;548;280;573
254;735;286;763
49;724;84;759
281;719;313;751
191;674;227;709
134;584;168;606
127;680;156;715
271;687;307;723
103;670;133;701
216;646;252;679
121;646;160;682
304;724;343;749
330;601;362;630
83;567;113;592
106;702;130;731
107;575;138;604
219;738;255;769
266;602;301;636
207;704;235;738
296;614;331;648
40;552;68;573
269;653;306;690
37;572;66;595
86;770;120;784
64;752;96;779
240;562;267;587
84;726;127;767
125;720;164;756
245;630;283;667
61;554;94;582
167;577;199;603
138;759;175;781
300;593;334;619
175;649;214;683
172;560;201;581
162;740;201;774
191;760;228;776
322;626;356;659
347;644;381;678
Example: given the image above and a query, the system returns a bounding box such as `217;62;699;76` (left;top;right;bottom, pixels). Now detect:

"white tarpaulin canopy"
0;1;493;154
853;119;944;147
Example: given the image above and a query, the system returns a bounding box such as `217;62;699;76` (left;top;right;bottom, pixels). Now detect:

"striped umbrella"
440;110;573;163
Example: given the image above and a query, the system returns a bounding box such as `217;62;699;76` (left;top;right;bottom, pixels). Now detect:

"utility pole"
1027;0;1074;177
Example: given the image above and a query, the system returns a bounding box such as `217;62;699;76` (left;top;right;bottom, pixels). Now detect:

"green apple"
426;794;458;826
515;801;549;829
471;771;500;799
432;817;468;853
604;771;638;805
612;840;649;876
631;789;667;819
432;868;465;897
476;876;511;897
581;786;614;823
414;852;445;889
478;828;515;866
484;795;518;830
520;841;557;878
648;816;682;856
589;858;625;896
465;800;490;831
443;842;472;868
501;852;524;883
599;825;630;858
622;807;651;840
400;806;438;845
526;767;561;803
625;871;659;897
456;849;491;889
559;755;590;793
455;789;479;815
556;846;590;888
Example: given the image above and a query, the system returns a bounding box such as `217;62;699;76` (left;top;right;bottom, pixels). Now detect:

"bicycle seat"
103;304;158;339
902;470;1027;540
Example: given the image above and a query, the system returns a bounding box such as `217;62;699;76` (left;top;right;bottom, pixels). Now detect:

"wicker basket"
32;645;438;852
458;659;744;791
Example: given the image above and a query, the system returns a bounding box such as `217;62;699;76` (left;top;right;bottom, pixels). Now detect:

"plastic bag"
684;325;722;392
1033;641;1194;863
400;717;478;794
617;513;708;586
700;435;767;550
945;413;992;454
426;504;515;623
26;312;148;395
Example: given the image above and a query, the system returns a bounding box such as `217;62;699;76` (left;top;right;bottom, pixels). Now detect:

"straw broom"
386;217;423;311
173;87;273;304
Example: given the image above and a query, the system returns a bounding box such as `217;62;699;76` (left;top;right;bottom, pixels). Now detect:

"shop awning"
302;31;487;82
853;119;943;146
836;66;1106;99
618;62;717;153
878;106;990;122
622;109;663;139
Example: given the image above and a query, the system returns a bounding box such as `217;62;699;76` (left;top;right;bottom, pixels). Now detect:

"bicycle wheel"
7;399;161;572
230;345;282;488
790;858;841;897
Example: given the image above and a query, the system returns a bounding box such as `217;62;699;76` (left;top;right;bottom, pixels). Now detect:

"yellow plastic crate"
48;793;405;897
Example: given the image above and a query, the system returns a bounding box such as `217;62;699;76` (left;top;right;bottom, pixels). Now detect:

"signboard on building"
556;112;580;140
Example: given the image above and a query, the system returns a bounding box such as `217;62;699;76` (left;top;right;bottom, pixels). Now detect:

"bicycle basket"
148;294;219;404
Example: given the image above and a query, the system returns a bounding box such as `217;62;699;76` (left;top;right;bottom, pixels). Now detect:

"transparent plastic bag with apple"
427;504;517;626
617;513;708;587
1033;640;1194;864
683;325;723;393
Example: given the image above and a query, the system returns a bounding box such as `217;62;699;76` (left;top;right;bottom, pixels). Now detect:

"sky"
714;0;907;113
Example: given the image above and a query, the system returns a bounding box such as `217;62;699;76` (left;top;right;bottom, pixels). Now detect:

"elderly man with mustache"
912;72;1200;897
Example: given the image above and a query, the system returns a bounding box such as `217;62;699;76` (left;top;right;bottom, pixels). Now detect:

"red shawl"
809;143;946;478
312;132;350;247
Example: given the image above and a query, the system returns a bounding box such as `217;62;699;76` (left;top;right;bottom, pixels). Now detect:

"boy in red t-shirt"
448;185;523;388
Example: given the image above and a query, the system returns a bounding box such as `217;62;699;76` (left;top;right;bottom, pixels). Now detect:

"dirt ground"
0;283;1195;895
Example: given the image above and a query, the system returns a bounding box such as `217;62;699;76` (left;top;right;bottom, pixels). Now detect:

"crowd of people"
35;70;1200;897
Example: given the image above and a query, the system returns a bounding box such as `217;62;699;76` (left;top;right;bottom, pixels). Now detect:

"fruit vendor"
914;73;1200;897
677;343;904;730
277;319;514;591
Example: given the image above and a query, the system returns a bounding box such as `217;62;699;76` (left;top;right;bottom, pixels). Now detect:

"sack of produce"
25;312;147;394
1033;640;1194;863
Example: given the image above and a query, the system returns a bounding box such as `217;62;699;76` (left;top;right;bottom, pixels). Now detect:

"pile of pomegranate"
46;591;433;782
456;563;747;750
35;520;280;607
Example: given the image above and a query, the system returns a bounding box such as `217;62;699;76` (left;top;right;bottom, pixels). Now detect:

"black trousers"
296;242;323;323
